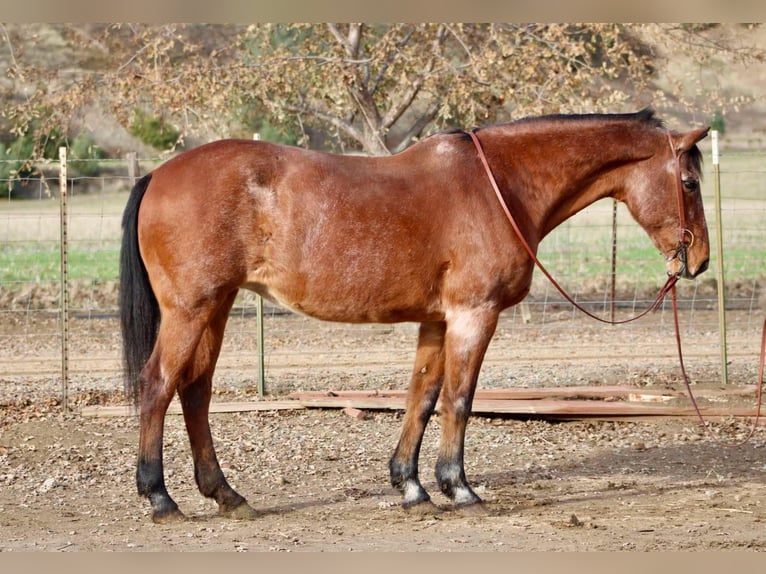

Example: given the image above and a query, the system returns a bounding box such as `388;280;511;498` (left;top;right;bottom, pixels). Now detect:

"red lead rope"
469;131;765;443
467;131;678;324
670;286;765;446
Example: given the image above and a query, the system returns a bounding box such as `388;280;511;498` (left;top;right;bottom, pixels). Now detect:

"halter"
666;131;695;278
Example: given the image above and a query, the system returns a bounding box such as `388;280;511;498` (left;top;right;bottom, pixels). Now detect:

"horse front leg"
435;306;498;509
389;321;446;511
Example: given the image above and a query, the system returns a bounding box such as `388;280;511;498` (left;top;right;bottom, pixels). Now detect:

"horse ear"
672;127;710;153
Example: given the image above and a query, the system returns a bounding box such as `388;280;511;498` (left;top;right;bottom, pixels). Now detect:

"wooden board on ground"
81;385;761;422
80;400;305;418
288;385;758;401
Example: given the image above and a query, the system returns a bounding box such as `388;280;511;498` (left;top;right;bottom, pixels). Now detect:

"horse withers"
119;109;709;522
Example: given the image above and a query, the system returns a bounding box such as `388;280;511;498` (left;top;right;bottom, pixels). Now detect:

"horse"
119;109;710;522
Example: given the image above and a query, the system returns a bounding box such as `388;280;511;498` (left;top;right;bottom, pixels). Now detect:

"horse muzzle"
666;243;709;279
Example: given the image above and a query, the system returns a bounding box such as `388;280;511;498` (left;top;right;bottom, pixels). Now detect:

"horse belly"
245;246;446;324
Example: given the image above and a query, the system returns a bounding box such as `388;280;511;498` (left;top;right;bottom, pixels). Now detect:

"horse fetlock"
434;458;476;502
452;484;482;506
401;479;431;507
388;457;417;490
437;479;482;506
136;456;166;492
194;466;227;498
148;492;184;523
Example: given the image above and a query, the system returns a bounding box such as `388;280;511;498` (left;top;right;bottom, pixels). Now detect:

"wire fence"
0;137;764;409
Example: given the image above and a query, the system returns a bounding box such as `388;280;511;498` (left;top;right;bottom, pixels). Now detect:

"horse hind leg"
136;298;233;523
136;308;212;523
136;349;184;523
177;291;258;520
389;321;446;512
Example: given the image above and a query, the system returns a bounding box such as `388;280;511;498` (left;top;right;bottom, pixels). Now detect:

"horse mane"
441;108;665;143
506;107;665;130
441;109;702;174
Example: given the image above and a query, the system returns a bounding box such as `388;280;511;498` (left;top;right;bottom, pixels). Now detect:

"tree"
1;23;764;158
0;23;248;155
240;23;663;155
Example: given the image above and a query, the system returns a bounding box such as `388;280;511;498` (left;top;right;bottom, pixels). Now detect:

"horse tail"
119;174;159;409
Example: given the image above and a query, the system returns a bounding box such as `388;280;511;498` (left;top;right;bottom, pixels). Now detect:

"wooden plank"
466;399;760;418
81;385;760;421
289;390;406;399
296;396;761;419
298;398;404;411
288;385;758;402
80;400;305;418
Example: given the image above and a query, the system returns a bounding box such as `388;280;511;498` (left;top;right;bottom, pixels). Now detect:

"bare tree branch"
392;100;441;153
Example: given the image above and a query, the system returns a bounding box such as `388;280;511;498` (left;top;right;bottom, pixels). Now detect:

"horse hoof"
152;507;187;524
402;500;442;516
221;501;259;521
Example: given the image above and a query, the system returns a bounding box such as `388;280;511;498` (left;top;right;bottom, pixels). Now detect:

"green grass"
0;244;120;282
1;189;125;283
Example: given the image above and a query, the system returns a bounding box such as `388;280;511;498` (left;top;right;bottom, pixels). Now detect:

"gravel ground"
1;304;765;551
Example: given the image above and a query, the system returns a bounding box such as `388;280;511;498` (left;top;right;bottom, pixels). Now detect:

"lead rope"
469;130;765;444
468;131;677;324
670;285;765;447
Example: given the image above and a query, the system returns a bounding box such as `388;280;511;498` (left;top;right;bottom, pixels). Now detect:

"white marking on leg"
453;485;477;505
403;480;425;504
445;305;493;355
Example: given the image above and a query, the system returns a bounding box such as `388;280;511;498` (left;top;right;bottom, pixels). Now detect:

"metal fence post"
610;199;618;323
253;133;266;396
59;147;69;410
712;130;728;385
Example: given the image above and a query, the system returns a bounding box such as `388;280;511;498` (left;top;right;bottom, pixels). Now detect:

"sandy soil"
1;307;765;552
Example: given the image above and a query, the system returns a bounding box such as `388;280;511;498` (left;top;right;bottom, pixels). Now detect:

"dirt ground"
1;307;765;552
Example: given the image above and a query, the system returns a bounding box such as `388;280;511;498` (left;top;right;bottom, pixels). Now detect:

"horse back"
137;137;524;322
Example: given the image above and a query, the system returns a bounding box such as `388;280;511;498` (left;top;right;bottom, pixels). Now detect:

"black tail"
119;174;159;408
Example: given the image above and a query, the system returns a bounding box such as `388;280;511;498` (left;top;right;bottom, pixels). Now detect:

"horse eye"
682;179;698;192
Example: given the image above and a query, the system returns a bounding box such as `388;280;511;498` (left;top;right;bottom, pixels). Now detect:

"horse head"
622;125;711;280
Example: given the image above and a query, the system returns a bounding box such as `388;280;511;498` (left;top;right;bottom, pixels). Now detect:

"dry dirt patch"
1;398;765;551
1;303;765;551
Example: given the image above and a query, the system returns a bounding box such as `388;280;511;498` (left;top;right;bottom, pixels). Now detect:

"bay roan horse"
120;109;710;522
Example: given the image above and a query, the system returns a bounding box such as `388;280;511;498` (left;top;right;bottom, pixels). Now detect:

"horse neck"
485;124;657;241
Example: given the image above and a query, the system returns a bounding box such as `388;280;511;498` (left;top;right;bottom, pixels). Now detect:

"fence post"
59;147;69;411
126;152;139;187
610;199;618;323
253;133;266;396
712;130;728;385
